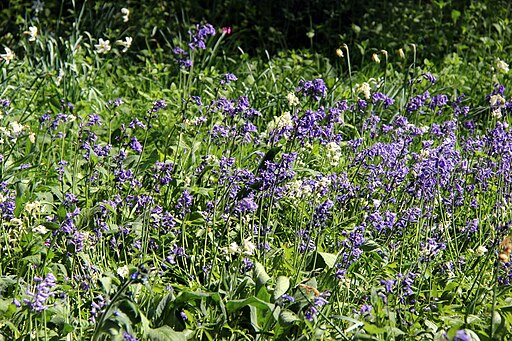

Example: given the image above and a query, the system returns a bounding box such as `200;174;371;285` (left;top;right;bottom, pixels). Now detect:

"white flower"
25;201;41;214
24;26;38;41
267;111;293;133
10;218;23;227
325;141;341;166
94;38;111;54
116;36;132;53
243;238;256;255
10;121;24;135
336;48;344;58
492;109;502;119
306;30;315;39
222;242;240;255
56;68;65;85
117;265;129;278
29;133;36;143
497;59;509;74
121;8;130;22
356;82;371;99
398;48;405;59
475;245;487;256
1;47;15;65
33;225;48;234
286;92;299;106
490;94;505;107
317;176;332;194
372;53;381;64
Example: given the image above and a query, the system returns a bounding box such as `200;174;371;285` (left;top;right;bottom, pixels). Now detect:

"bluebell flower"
24;273;57;312
220;73;238;85
129;137;143;154
297;78;327;101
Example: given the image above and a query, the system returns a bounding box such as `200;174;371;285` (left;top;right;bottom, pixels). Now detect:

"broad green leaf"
254;262;270;285
155;293;174;322
99;277;112;294
273;276;290;301
363;323;386;334
147;326;191;341
278;310;300;325
226;296;275;313
318;252;338;269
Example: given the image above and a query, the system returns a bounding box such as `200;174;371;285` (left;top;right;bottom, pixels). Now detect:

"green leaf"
147;326;191;341
254;262;270;285
155;293;174;322
99;277;112;294
491;311;504;336
451;9;461;23
278;309;300;325
273;276;290;301
318;252;337;269
226;296;275;313
363;323;386;334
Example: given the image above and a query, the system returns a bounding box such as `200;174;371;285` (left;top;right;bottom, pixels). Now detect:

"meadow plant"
1;2;512;340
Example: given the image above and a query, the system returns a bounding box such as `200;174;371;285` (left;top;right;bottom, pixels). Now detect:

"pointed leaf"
226;296;274;313
318;252;338;269
254;262;270;285
273;276;290;301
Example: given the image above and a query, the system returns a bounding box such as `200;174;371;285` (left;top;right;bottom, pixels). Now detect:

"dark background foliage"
0;0;511;64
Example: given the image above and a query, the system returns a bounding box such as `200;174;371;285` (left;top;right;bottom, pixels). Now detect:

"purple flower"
240;257;254;273
406;91;430;113
297;78;327;101
372;92;395;108
381;279;395;293
173;47;186;55
123;332;138;341
188;23;216;50
86;114;101;126
0;98;10;108
313;199;334;228
359;304;373;316
234;194;258;216
422;72;437;84
280;294;295;303
176;58;192;69
304;293;330;321
454;330;470;341
220;73;238;85
24;273;57;312
129;118;146;130
175;190;193;218
129;137;143;154
90;295;106;323
148;100;167;114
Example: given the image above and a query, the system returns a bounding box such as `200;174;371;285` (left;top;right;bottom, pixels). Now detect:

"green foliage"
0;1;512;340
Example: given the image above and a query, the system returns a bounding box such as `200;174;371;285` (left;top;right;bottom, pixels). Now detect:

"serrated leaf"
273;276;290;301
